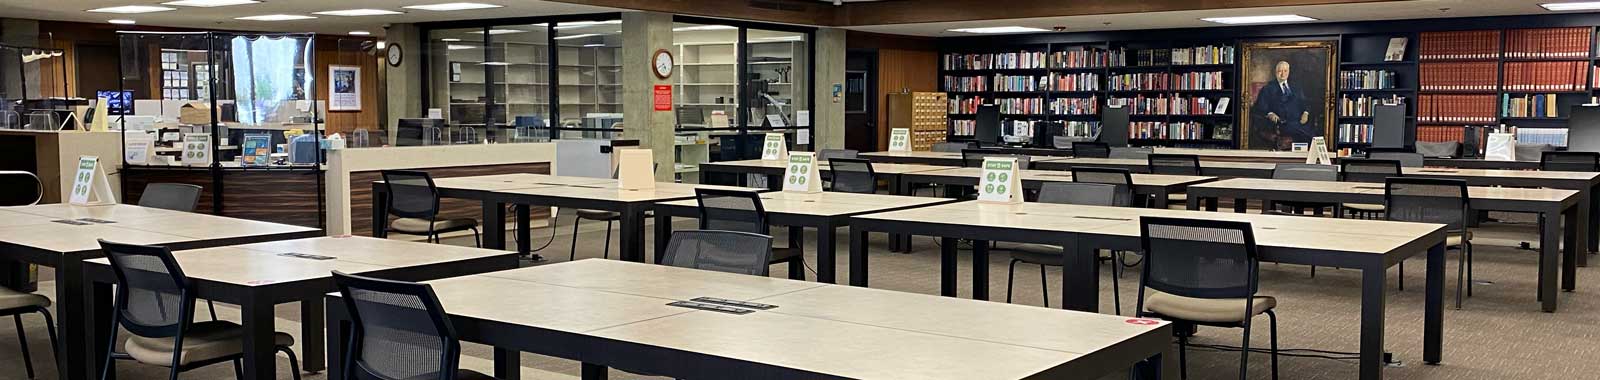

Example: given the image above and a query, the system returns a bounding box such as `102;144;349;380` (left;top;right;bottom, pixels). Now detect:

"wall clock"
652;49;674;79
387;44;404;67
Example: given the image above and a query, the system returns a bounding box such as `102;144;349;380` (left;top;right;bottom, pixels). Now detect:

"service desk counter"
0;130;122;203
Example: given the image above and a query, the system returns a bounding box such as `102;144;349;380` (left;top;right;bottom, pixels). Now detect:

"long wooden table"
82;236;517;380
1187;178;1581;312
0;204;321;380
654;191;957;283
1033;157;1280;178
698;159;953;251
325;259;1172;380
848;201;1447;380
899;167;1216;208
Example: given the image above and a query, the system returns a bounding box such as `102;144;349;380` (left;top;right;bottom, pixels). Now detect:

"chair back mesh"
1072;142;1111;158
662;230;775;276
1541;151;1600;172
1340;159;1401;183
382;170;441;219
827;158;877;194
332;271;459;380
961;149;1030;169
695;189;769;234
1148;154;1202;175
1109;146;1153;160
1366;150;1424;167
1273;163;1338;181
1138;217;1259;299
1069;167;1135;207
1037;182;1118;206
138;183;203;212
817;149;859;161
1384;177;1470;231
931;142;972;153
99;240;191;338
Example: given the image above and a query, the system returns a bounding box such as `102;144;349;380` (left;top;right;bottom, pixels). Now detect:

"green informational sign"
783;152;822;193
889;128;912;151
977;157;1021;203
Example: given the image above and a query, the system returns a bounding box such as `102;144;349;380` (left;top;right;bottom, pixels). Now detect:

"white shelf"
749;61;793;65
679;62;735;66
676;83;737;86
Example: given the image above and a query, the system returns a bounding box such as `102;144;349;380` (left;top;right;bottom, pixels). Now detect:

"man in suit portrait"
1250;60;1315;150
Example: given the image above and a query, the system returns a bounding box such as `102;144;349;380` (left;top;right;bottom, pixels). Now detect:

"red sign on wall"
653;85;672;111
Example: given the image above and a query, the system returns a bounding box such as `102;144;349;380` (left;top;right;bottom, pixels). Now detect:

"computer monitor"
396;118;445;146
96;90;134;115
974;104;1001;146
1099;105;1130;147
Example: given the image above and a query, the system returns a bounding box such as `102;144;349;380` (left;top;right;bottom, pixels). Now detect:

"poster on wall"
329;65;362;111
1240;40;1337;151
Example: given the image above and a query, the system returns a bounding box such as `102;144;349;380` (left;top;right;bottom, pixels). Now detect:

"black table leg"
1185;193;1202;210
240;296;276;380
817;224;837;284
495;348;522;380
1576;191;1591;266
618;205;647;263
325;299;349;380
1062;237;1098;313
482;200;506;251
972;239;990;301
654;211;672;265
1206;196;1219;212
1425;242;1444;366
1134;352;1163;380
1359;261;1388;380
83;262;112;380
1589;182;1598;255
1233;198;1247;213
1564;205;1579;291
1152;189;1169;209
1540;211;1559;312
302;298;325;373
849;226;870;287
890;175;911;252
788;225;806;280
516;204;531;255
940;237;958;297
371;188;388;238
581;363;608;380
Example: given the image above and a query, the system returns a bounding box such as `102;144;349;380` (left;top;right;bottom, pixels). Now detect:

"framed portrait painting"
1240;40;1338;150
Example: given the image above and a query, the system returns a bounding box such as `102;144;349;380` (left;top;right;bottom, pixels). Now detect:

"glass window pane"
747;28;808;148
488;24;550;143
672;22;739;132
555;19;623;140
429;27;486;138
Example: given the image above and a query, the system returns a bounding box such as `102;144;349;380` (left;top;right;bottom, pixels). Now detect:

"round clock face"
652;49;673;79
387;44;403;67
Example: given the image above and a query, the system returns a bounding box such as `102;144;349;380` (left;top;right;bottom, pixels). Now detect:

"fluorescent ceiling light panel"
108;19;137;24
1200;14;1317;24
582;43;605;47
235;14;317;21
553;33;601;40
947;26;1048;34
759;36;805;42
440;38;462;42
555;20;620;29
673;25;737;32
87;5;175;13
1542;2;1600;11
314;9;404;16
161;0;259;7
469;29;526;35
403;2;501;11
447;44;476;50
479;62;511;66
349;31;371;36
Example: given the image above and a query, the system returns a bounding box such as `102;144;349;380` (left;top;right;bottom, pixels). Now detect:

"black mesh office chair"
661;230;775;276
1541;151;1600;172
827;158;877;194
1366;148;1425;167
381;170;482;247
962;149;1033;169
1268;164;1339;216
0;276;57;379
570;163;660;261
1385;178;1473;307
1007;182;1127;312
1339;159;1402;219
1109;146;1154;160
98;240;302;380
1148;154;1202;208
138;183;203;212
817;149;859;161
1072;141;1111;158
695;189;806;279
1135;217;1278;380
332;271;495;380
931;142;973;153
1070;167;1136;207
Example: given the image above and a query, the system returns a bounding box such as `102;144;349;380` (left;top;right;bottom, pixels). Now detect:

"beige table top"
0;209;70;228
0;204;319;255
85;236;510;287
859;150;964;159
499;181;759;203
856;201;1445;256
914;167;1215;187
3;203;191;221
655;190;953;217
420;260;1167;380
425;173;615;191
1192;178;1579;203
1040;157;1280;170
706;159;953;175
1154;147;1311;160
1403;167;1600;181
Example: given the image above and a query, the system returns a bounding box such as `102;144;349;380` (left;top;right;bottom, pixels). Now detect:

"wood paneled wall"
314;36;384;136
873;49;937;151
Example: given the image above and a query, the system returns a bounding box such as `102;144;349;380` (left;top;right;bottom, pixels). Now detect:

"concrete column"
621;11;676;181
384;23;424;143
812;28;846;150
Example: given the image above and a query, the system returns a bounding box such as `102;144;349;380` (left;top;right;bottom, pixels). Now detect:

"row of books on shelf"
1050;96;1100;115
1129;121;1211;140
1420;62;1497;91
1502;61;1588;91
949;95;985;115
996;97;1046;114
1502;93;1562;118
1051;48;1110;69
1340;70;1400;90
1504;27;1592;59
1416;125;1474;144
1419;94;1498;123
1052;72;1101;92
1111;48;1171;67
1063;121;1101;138
1335;123;1375;143
943;51;1047;70
1413;125;1568;148
942;76;988;92
1515;127;1570;147
994;74;1047;92
1108;71;1227;91
952;119;977;136
1108;95;1230;116
1169;45;1236;66
1420;30;1501;61
1338;95;1406;117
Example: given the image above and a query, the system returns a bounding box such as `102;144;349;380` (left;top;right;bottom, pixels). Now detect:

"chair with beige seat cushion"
1339;158;1402;219
98;239;303;380
382;170;482;247
1135;217;1279;380
1385;177;1474;308
0;285;59;379
333;271;498;380
1006;182;1127;313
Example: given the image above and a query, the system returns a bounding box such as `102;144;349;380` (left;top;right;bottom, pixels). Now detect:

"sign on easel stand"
69;156;117;205
1485;133;1517;161
1305;136;1333;165
761;133;788;160
782;152;823;193
888;128;912;152
182;133;213;167
977;157;1023;204
617;149;656;190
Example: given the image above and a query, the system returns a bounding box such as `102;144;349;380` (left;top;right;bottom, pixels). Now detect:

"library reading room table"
1032;157;1280;178
1187;177;1582;311
0;204;321;380
698;159;953;251
83;236;517;380
849;201;1447;380
898;167;1217;208
325;259;1171;380
653;191;957;283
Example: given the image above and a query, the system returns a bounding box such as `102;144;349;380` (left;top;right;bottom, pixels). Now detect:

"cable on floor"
1186;343;1361;361
509;205;560;253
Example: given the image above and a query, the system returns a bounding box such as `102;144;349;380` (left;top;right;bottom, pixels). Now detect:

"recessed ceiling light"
469;29;526;35
447;44;476;50
440;38;462;42
946;26;1048;34
555;20;620;29
235;14;317;21
314;9;404;16
553;33;601;40
582;43;605;47
161;0;259;7
108;19;137;25
1200;14;1318;25
1542;2;1600;11
349;31;371;36
673;25;737;32
479;62;511;66
87;5;176;14
403;2;501;11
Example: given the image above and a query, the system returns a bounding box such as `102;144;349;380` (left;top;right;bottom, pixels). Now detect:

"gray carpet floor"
1;209;1596;380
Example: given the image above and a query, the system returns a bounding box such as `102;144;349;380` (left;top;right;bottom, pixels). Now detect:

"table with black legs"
898;167;1217;208
371;173;613;256
698;159;951;251
848;201;1448;380
1399;167;1600;262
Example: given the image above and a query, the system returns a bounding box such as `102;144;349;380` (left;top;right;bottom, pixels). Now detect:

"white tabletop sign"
761;133;788;160
1305;136;1333;165
124;132;153;165
977;157;1023;204
69;155;116;205
782;152;823;193
617;148;656;190
1485;133;1516;161
182;133;213;166
888;128;912;152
